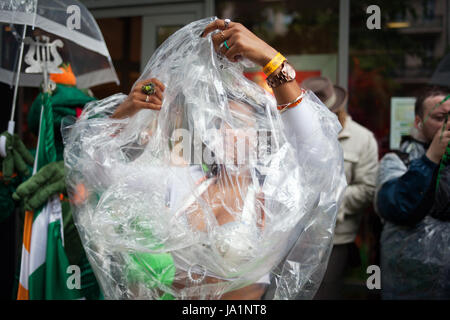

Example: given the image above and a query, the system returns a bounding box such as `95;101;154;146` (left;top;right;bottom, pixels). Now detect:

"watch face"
285;63;296;79
267;62;296;88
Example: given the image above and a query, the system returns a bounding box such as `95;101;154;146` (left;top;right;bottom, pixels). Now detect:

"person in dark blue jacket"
375;86;450;299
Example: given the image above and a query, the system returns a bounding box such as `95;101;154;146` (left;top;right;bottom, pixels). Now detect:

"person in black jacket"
375;86;450;299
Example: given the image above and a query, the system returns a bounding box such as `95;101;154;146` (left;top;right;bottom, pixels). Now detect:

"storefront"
80;0;347;97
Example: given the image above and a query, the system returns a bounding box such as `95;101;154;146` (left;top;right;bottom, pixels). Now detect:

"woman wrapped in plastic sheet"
62;18;347;300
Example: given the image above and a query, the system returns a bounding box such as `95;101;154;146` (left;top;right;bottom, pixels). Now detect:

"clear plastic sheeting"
381;217;450;299
62;17;346;300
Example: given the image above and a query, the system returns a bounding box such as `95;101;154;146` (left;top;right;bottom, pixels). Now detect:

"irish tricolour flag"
17;92;81;300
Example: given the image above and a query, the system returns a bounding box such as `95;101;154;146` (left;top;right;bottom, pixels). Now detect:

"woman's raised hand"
112;78;165;119
202;19;302;106
201;19;278;67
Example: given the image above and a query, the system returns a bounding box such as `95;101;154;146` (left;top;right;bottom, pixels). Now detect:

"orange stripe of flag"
17;283;29;300
17;210;34;300
22;211;33;252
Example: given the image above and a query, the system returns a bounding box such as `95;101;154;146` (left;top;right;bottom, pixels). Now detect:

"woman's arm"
201;19;325;157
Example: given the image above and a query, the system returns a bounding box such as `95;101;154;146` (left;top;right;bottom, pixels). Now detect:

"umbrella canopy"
0;0;119;88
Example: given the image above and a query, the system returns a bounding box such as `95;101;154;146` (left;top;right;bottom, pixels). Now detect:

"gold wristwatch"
266;61;296;88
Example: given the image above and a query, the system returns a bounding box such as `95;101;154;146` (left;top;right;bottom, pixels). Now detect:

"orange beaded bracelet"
277;89;306;113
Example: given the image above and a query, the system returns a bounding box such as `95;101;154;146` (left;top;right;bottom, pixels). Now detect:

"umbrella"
0;0;119;157
0;0;119;88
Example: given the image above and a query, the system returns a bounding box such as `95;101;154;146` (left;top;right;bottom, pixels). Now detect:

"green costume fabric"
125;218;176;300
28;84;95;135
61;198;101;299
0;132;33;222
36;92;58;170
127;252;176;300
0;132;34;180
0;175;21;223
15;83;100;299
12;161;65;212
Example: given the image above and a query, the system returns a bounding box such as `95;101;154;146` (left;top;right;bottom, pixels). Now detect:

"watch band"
266;61;296;89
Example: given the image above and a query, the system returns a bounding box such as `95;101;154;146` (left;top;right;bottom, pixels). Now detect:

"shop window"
92;16;142;98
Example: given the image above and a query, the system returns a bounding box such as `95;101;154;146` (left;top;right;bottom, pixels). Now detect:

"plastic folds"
381;216;450;299
62;17;346;300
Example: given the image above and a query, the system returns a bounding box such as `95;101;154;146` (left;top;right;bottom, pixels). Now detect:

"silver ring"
187;264;207;284
145;95;150;102
224;18;231;29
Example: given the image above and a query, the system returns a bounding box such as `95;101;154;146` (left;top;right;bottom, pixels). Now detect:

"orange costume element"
49;64;77;86
72;183;88;205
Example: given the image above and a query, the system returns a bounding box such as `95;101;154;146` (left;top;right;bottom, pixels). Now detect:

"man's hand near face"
426;119;450;164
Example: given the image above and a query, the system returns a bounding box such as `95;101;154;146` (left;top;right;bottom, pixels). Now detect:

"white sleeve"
280;90;341;157
269;90;347;299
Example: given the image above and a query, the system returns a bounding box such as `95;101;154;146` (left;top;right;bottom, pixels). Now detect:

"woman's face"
220;100;258;166
169;99;259;167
